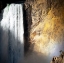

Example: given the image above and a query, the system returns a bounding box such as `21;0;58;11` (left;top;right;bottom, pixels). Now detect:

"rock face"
24;0;64;63
25;0;64;56
50;51;64;63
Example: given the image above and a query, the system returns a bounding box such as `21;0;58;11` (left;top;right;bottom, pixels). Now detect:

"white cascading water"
0;4;24;63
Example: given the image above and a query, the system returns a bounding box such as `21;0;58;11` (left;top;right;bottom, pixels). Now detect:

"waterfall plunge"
0;4;24;63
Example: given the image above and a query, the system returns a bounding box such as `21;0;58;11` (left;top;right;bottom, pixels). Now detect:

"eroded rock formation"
51;51;64;63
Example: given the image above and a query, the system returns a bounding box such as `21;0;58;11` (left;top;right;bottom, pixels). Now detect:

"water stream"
0;4;24;63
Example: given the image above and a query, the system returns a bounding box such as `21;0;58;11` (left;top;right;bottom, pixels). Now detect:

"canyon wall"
24;0;64;63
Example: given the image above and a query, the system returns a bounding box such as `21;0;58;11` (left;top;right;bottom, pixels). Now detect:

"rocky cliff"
24;0;64;56
24;0;64;63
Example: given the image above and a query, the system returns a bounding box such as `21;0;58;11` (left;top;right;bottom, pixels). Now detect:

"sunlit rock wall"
25;0;64;60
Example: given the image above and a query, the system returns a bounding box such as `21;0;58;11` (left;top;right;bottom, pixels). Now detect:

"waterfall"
0;4;24;63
